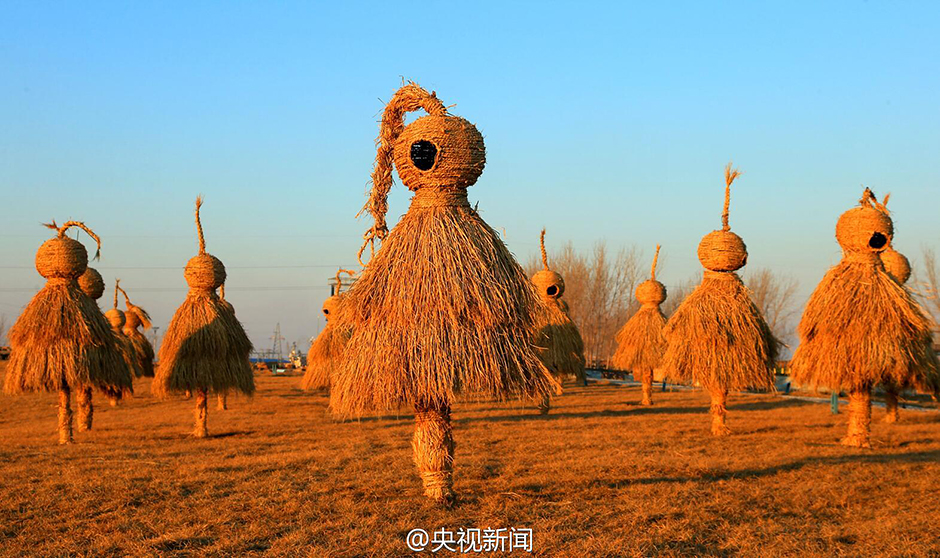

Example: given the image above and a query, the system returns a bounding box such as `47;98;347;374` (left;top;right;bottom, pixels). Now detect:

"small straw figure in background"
611;245;667;406
530;228;586;414
103;280;143;397
790;189;938;447
3;222;128;444
301;268;355;392
153;197;255;437
330;83;559;505
216;283;235;411
879;246;914;422
116;283;155;379
662;163;778;436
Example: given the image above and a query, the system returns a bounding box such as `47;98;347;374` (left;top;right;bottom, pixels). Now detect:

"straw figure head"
323;269;355;319
697;164;747;272
105;279;126;331
532;229;565;300
117;284;152;331
835;188;893;257
36;221;99;280
78;268;105;300
184;197;226;290
636;245;667;307
881;247;911;284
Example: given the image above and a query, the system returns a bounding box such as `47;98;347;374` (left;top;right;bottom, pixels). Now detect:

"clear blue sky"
1;1;939;351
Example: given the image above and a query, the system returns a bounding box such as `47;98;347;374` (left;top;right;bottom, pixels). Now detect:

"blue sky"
1;1;939;350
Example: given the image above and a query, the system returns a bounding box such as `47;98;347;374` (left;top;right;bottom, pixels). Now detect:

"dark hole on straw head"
410;140;437;171
546;285;558;297
869;232;888;250
323;309;330;316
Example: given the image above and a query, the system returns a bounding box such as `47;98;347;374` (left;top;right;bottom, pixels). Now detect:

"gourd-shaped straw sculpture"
612;245;667;406
662;164;778;436
301;268;355;392
791;189;938;447
530;229;586;414
154;197;255;438
330;83;559;505
116;284;155;378
104;280;143;387
4;222;129;444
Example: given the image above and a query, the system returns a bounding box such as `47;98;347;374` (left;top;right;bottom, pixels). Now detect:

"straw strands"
301;269;355;392
117;284;155;378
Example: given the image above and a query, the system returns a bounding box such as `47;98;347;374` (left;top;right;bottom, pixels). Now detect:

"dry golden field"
2;362;940;557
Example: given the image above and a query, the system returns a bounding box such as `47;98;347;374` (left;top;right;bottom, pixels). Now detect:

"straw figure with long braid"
662;164;778;436
530;229;586;414
790;189;938;447
330;83;559;505
154;197;255;437
3;222;130;444
301;268;355;392
104;280;143;387
116;284;155;378
612;245;668;406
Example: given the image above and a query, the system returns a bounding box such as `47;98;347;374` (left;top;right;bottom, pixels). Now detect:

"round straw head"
184;253;226;289
532;269;565;299
124;308;141;328
322;295;341;318
77;266;105;299
697;230;748;272
835;205;893;254
104;308;126;329
36;236;88;280
393;114;486;191
880;247;911;284
636;279;667;306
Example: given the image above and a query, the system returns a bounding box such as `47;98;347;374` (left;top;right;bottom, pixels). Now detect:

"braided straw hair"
117;284;152;330
836;187;893;256
36;221;101;279
104;279;126;329
184;196;227;289
358;82;486;264
531;228;565;300
697;163;748;272
636;245;667;306
323;268;356;318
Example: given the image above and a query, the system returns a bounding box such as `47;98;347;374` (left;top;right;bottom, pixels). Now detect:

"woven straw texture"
78;267;105;300
881;248;912;284
612;247;668;381
118;286;155;378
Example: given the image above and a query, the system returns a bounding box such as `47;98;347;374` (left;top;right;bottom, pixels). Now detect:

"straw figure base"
709;388;731;436
217;392;228;411
194;389;209;438
413;404;456;506
842;388;872;448
77;387;93;432
537;394;551;415
883;386;899;423
58;387;73;445
639;369;654;406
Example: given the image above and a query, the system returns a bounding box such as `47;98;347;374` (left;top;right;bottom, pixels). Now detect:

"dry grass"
2;361;940;557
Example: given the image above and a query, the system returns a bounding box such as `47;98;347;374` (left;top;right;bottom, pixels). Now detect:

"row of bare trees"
527;241;801;365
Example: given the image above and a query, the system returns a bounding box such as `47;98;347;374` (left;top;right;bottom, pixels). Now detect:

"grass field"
2;362;940;557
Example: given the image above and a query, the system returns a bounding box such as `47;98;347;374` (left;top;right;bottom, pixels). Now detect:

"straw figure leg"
413;404;456;505
217;392;228;411
58;387;73;445
709;387;731;436
883;386;899;424
537;394;551;415
640;368;654;406
184;390;192;400
843;388;872;448
76;386;93;432
194;388;209;438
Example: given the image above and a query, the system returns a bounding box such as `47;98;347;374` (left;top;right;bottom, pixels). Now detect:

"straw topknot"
4;221;128;444
662;163;778;436
530;228;586;414
790;188;938;447
301;268;356;392
154;196;254;438
612;245;668;406
332;82;557;505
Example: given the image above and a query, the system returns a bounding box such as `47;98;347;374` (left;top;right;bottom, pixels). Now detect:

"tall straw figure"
612;245;668;406
331;83;559;505
791;189;938;447
530;228;586;414
4;222;129;444
154;197;255;437
662;164;778;435
301;268;355;392
116;284;155;379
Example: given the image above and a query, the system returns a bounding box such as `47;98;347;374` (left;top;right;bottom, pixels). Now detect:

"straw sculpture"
530;229;586;414
154;197;255;438
879;247;913;422
790;189;938;447
612;245;668;406
116;284;155;378
662;164;778;436
301;269;355;392
216;284;235;411
3;222;130;444
105;280;143;391
330;83;559;505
